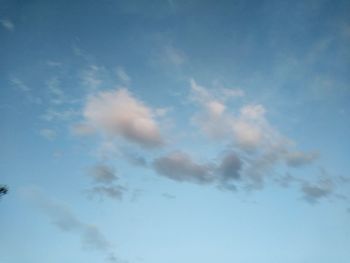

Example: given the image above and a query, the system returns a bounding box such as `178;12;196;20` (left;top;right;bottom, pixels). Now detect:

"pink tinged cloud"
83;89;164;148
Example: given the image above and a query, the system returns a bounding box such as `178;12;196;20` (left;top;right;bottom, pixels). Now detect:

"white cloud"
231;104;278;151
231;119;263;150
190;79;234;138
189;79;319;188
190;79;285;151
240;104;266;119
82;88;164;148
0;19;14;31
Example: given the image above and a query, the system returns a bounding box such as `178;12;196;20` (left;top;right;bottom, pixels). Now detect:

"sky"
0;0;350;262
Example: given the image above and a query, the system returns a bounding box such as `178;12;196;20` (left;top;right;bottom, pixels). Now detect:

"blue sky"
1;0;350;262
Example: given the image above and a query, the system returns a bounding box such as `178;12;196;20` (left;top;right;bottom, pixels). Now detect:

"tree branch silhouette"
0;185;8;199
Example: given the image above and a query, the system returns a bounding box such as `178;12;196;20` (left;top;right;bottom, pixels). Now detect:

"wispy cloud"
116;66;131;85
39;128;57;140
10;77;30;92
42;108;78;121
46;60;62;67
162;192;176;199
80;65;103;90
190;79;245;139
163;44;186;66
10;76;42;104
0;18;14;31
46;77;66;105
23;188;119;262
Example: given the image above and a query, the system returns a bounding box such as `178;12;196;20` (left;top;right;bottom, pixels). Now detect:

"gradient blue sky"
1;1;350;262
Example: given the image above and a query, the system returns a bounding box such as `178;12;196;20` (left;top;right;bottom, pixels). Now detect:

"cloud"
9;76;42;104
39;129;57;140
162;193;176;199
71;123;95;135
153;150;243;190
82;88;164;148
86;164;127;200
47;60;62;67
285;151;319;167
116;66;130;84
276;173;299;188
301;179;333;204
189;79;282;151
217;151;242;181
81;65;103;90
231;104;287;152
190;82;229;138
189;79;321;189
163;45;186;65
122;150;147;167
46;77;66;105
0;19;14;31
23;188;117;260
190;79;245;139
42;108;78;121
86;185;126;201
153;151;215;184
10;77;30;92
88;164;118;184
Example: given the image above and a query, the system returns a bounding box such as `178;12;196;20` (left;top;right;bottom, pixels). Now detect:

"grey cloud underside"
218;152;242;181
86;185;127;200
301;180;333;204
86;164;127;200
153;151;242;188
153;152;215;184
89;164;118;184
152;150;342;204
